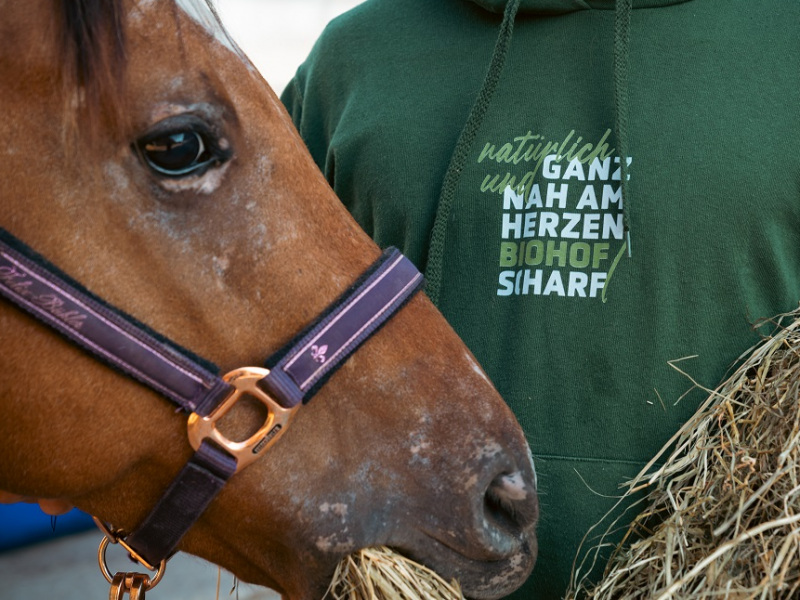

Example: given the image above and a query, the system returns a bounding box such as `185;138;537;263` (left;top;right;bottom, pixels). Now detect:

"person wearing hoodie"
281;0;800;597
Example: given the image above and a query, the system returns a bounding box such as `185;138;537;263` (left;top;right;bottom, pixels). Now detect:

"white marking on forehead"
176;0;236;51
176;0;257;75
131;0;254;72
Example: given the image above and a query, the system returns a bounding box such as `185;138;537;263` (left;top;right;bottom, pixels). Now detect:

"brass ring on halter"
98;536;166;589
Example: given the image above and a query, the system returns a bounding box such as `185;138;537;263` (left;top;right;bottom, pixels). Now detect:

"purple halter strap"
0;228;423;569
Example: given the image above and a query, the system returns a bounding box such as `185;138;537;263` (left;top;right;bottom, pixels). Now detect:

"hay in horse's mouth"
326;546;464;600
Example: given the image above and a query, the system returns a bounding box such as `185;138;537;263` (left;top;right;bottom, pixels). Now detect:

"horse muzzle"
396;446;539;600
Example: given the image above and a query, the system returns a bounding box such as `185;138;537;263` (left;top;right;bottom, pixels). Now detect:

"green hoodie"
282;1;800;597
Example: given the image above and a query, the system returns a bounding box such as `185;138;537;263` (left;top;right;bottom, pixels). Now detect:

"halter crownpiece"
0;227;424;572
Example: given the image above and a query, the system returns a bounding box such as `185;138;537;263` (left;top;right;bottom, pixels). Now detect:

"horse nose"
478;460;539;557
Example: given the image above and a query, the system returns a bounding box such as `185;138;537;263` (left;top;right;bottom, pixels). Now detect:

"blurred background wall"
217;0;364;95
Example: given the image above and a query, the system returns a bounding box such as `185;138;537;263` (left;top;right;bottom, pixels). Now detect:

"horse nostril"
484;485;519;533
484;471;538;533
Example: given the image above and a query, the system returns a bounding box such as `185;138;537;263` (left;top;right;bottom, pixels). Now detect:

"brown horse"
0;1;538;598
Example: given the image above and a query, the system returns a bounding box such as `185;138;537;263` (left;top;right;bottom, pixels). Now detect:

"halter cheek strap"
260;250;426;408
0;228;423;568
0;231;232;413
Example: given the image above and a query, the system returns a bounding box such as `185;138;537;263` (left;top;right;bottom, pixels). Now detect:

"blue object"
0;503;95;552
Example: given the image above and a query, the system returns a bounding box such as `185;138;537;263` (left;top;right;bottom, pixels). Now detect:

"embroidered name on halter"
0;263;88;330
0;233;230;413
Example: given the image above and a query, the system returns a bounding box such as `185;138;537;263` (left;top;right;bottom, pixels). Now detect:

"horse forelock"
58;0;128;140
57;0;240;142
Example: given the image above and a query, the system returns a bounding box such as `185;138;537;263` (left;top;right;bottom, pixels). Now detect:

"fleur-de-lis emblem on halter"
311;344;328;364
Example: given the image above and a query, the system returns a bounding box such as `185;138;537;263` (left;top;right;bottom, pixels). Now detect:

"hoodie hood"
471;0;691;14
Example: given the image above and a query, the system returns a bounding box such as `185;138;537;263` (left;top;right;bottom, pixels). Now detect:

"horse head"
0;1;538;598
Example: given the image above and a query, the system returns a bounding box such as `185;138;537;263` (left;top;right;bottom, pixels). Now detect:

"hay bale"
568;309;800;599
326;546;464;600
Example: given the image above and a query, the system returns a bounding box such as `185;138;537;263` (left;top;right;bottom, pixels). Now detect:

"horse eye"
135;125;227;178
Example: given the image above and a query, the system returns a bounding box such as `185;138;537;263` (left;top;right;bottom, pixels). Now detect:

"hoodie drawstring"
614;0;633;257
425;0;521;307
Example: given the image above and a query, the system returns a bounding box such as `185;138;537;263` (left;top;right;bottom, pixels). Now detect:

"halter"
0;227;423;594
